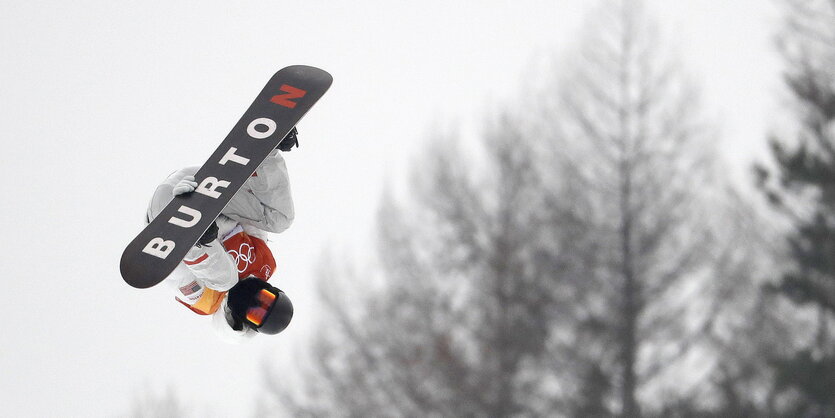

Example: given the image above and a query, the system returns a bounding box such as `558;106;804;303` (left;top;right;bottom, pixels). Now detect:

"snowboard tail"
120;65;332;289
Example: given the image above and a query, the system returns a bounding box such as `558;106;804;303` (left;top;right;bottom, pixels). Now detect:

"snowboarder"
145;128;300;342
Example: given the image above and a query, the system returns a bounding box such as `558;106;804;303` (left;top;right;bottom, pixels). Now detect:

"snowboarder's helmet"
227;278;294;335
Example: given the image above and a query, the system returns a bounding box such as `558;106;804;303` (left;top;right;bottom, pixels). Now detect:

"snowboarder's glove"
173;175;198;196
196;221;219;247
276;127;298;152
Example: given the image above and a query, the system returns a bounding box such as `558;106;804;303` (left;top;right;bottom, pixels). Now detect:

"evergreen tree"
755;0;835;415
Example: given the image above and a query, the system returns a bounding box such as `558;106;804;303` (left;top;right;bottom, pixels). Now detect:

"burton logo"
270;84;307;108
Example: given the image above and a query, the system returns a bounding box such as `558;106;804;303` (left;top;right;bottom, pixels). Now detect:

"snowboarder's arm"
222;150;295;234
146;167;200;223
181;241;238;291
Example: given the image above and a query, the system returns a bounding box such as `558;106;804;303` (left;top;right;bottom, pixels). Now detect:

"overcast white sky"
0;1;780;416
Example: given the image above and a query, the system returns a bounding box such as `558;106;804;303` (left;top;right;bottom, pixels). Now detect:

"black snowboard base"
120;65;332;289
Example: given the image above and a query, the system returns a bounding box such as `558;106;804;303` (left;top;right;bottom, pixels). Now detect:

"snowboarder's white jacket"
146;150;293;326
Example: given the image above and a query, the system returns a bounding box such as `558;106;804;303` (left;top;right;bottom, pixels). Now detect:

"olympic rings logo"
228;243;256;273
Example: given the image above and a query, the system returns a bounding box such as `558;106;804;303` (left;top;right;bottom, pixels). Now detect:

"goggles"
245;288;277;327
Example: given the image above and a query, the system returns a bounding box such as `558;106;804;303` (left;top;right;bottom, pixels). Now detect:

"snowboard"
120;65;332;289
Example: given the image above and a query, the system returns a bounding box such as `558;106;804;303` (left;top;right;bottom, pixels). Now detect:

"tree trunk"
618;6;640;415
